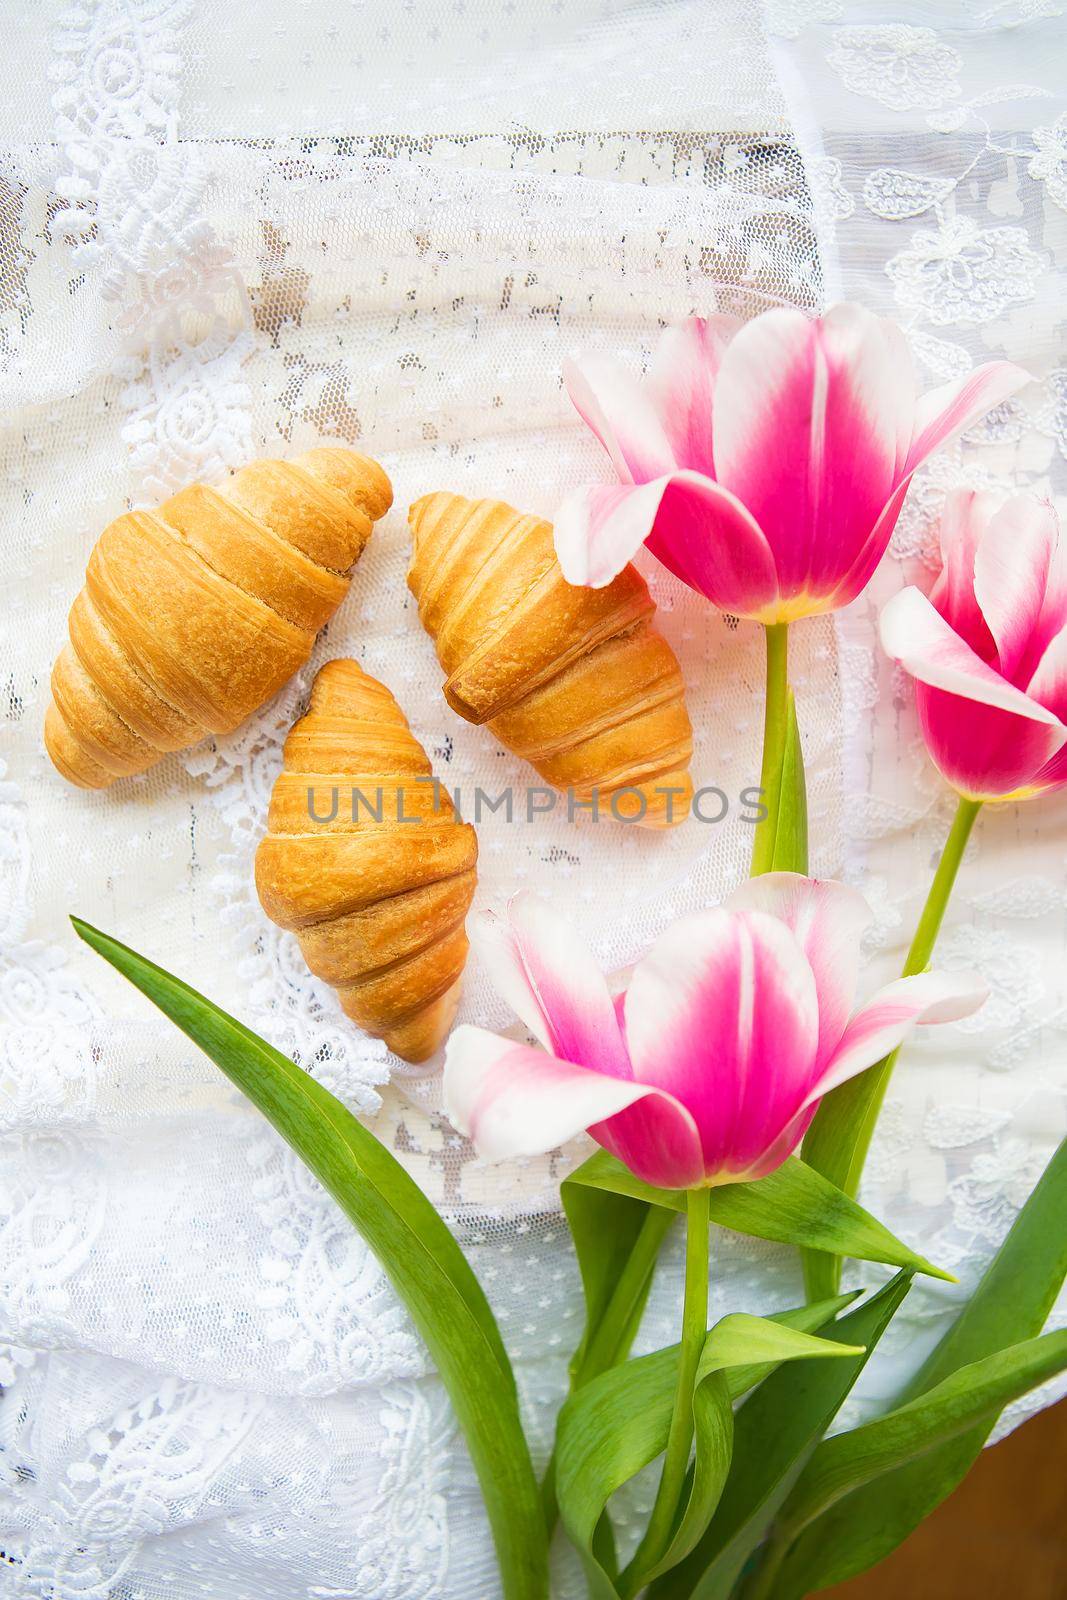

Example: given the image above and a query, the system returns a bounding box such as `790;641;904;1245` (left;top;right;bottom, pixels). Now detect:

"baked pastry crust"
46;449;392;788
407;492;694;827
255;658;478;1064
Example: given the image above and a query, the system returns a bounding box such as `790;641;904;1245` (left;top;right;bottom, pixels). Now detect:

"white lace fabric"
0;2;1064;1596
774;0;1067;1430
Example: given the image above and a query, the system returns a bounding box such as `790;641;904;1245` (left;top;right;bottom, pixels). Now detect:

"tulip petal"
845;363;1032;614
828;476;913;614
883;585;1067;797
642;474;780;616
712;303;910;603
554;472;780;613
1028;626;1067;723
473;894;629;1076
1029;704;1067;792
726;873;873;1064
591;1094;707;1190
806;970;988;1106
624;908;820;1175
906;360;1032;475
1032;746;1067;791
973;496;1061;683
735;1103;818;1183
879;587;1064;726
443;1025;699;1177
554;482;659;588
563;354;675;484
644;314;738;477
931;490;999;659
1022;631;1067;793
914;681;1067;800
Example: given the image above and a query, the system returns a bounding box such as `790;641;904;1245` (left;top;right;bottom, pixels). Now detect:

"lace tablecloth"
1;3;1065;1596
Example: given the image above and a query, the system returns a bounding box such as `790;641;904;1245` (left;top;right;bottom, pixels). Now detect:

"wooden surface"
821;1400;1066;1598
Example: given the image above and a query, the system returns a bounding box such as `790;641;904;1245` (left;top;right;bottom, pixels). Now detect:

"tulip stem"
902;796;983;980
801;793;982;1299
623;1185;710;1593
751;622;790;877
841;793;983;1178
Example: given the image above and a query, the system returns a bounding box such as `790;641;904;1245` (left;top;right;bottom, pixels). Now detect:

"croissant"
45;448;393;789
254;659;478;1063
407;493;693;827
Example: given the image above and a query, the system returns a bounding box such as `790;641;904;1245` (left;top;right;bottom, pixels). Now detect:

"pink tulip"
880;492;1067;802
444;880;985;1190
555;305;1029;623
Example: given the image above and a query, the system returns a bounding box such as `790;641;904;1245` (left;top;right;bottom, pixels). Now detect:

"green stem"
623;1187;711;1593
751;622;790;877
900;795;983;979
841;792;982;1189
802;794;982;1299
541;1205;674;1529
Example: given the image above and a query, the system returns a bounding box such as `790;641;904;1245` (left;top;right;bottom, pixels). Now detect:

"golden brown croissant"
46;449;393;789
255;659;478;1064
407;492;693;827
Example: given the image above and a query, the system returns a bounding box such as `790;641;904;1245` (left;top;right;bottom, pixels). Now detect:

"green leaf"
715;1295;862;1401
762;1329;1067;1599
769;691;807;876
647;1272;913;1600
562;1150;688;1212
554;1299;862;1600
761;1134;1067;1594
541;1164;676;1528
561;1158;676;1386
71;917;549;1600
642;1317;863;1590
567;1151;952;1280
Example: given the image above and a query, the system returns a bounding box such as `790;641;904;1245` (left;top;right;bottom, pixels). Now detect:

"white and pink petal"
726;873;873;1063
444;1026;644;1162
879;587;1064;725
644;314;738;478
973;495;1060;684
914;683;1067;801
554;480;668;589
1029;730;1067;795
905;360;1031;476
591;1093;707;1190
624;907;820;1174
472;894;629;1076
443;1024;702;1186
553;470;780;616
805;969;988;1105
931;490;999;658
1027;627;1067;725
563;354;675;484
842;365;1032;617
711;303;909;602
